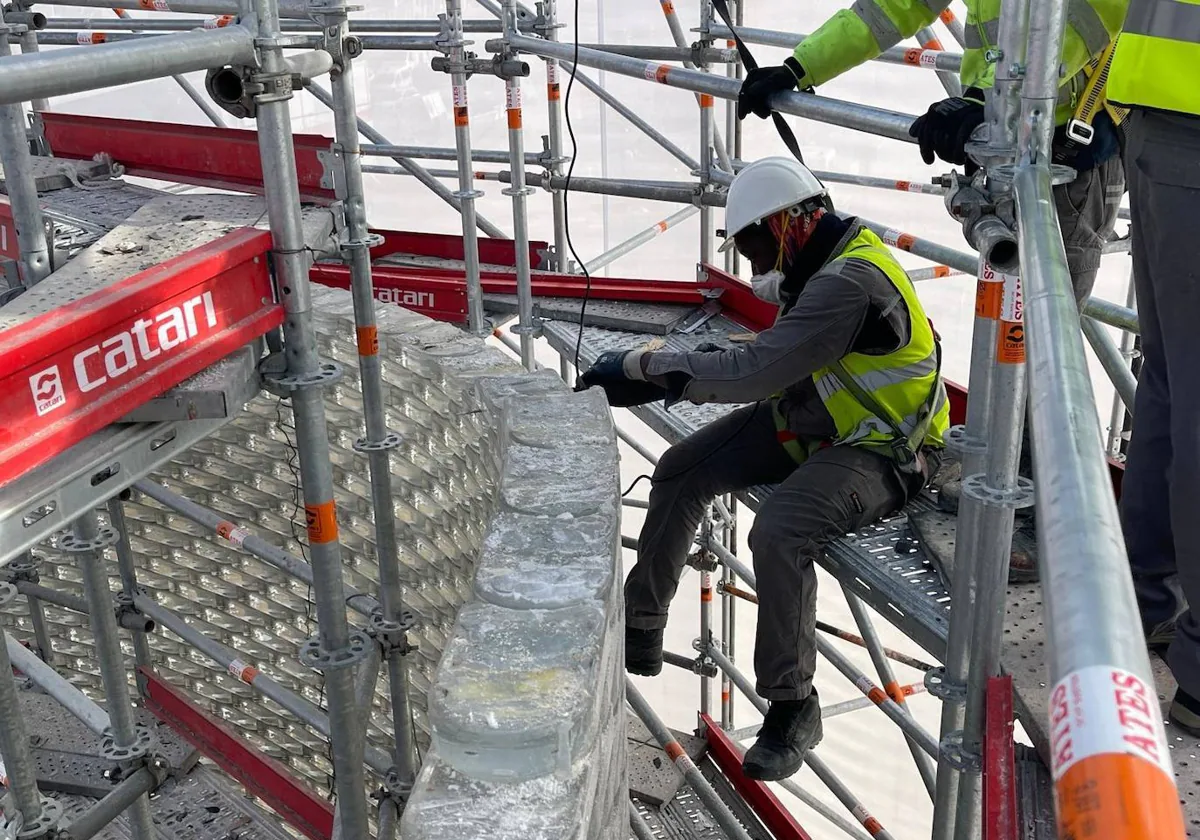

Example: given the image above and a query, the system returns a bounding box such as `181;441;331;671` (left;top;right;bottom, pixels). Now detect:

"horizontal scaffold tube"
501;33;920;143
60;767;159;840
133;480;380;618
707;24;964;74
360;143;542;167
41;17;512;33
134;595;393;774
7;635;110;735
34;0;312;18
0;25;256;106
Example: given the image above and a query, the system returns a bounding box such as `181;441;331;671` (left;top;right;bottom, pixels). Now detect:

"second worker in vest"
735;0;1127;309
579;158;949;781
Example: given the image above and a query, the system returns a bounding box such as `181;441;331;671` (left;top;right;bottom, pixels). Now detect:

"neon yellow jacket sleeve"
791;0;950;88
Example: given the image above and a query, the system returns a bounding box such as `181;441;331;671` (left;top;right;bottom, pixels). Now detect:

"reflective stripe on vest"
806;228;950;459
1109;0;1200;115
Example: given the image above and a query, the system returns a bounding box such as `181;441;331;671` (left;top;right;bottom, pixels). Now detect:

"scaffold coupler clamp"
367;608;418;658
688;638;720;678
114;590;154;634
377;767;413;809
100;723;158;782
685;547;719;574
532;0;562;35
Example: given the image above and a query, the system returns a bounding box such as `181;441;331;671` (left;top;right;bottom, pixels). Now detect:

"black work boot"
1169;687;1200;737
742;689;823;781
626;626;664;676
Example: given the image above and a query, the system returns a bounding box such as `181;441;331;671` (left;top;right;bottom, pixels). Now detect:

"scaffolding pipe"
41;17;511;32
316;0;418;786
561;60;700;171
14;19;49;112
629;802;657;840
707;24;964;74
306;81;508;240
134;595;394;774
42;0;313;17
253;0;371;830
1082;315;1138;418
443;0;487;334
59;767;158;840
0;623;50;826
1081;295;1139;335
584;206;698;274
1106;271;1137;456
706;535;756;586
501;0;536;370
916;25;962;96
0;25;257;105
359;143;541;166
655;0;731;171
626;679;755;840
11;580;88;614
70;513;155;840
1016;163;1180;832
502;33;920;143
540;0;569;271
6;635;110;735
843;589;937;798
706;645;896;840
0;33;50;284
107;499;154;678
133;480;381;617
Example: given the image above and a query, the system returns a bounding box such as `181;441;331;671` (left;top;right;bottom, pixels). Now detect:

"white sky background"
38;1;1136;835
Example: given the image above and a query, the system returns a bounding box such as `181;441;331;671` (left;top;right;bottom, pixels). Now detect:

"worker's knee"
747;499;819;563
651;440;708;487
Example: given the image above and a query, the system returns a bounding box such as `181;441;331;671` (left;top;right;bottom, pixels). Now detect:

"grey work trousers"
1119;108;1200;697
1053;154;1127;306
624;402;909;701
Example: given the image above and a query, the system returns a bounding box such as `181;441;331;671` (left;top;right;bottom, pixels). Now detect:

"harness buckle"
1066;118;1095;146
890;438;917;467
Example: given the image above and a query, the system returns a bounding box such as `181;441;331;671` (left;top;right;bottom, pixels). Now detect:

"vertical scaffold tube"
0;616;49;832
656;0;732;171
1016;0;1183;834
0;30;50;285
932;0;1029;830
67;514;154;840
502;0;536;370
316;0;418;786
722;495;737;726
107;499;153;680
699;89;714;266
445;0;487;333
253;0;371;834
541;0;570;272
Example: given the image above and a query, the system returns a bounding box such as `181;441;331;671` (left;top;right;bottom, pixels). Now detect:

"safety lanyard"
1067;41;1130;145
709;0;807;165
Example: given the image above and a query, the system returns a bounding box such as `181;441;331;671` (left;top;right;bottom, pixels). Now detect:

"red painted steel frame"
139;667;334;840
0;199;18;263
372;229;548;270
700;713;813;840
984;676;1018;840
0;228;281;487
39;113;337;204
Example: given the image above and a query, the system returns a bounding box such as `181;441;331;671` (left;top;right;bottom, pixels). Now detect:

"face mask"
750;270;786;304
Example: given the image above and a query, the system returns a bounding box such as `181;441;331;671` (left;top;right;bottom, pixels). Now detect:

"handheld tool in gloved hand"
576;350;666;407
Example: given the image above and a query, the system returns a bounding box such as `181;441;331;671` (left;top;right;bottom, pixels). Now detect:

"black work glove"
693;342;727;353
577;351;667;407
908;95;986;166
737;57;806;121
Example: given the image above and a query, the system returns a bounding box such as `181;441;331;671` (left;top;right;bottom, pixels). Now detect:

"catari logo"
29;366;66;416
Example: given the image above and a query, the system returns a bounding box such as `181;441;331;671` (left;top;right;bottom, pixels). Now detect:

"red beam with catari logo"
0;228;280;487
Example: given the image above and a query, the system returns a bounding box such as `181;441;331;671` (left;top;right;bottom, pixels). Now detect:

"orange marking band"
923;38;944;50
904;47;924;65
356;325;378;356
868;687;888;705
655;65;671;84
659;0;675;12
865;817;884;836
884;681;905;704
940;9;956;23
701;587;713;603
454;106;469;127
1056;754;1185;839
305;501;338;545
656;220;669;233
699;94;714;108
896;233;915;250
548;82;561;101
507;108;522;129
665;741;686;762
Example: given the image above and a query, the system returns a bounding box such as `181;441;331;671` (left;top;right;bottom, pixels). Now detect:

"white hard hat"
718;157;828;253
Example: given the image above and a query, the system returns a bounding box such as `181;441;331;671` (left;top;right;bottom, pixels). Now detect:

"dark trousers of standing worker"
1119;108;1200;697
624;401;909;701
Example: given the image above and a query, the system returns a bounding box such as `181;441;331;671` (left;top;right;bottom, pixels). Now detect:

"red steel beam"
372;229;547;269
0;199;18;263
700;713;813;840
39;113;337;204
984;675;1018;840
0;228;281;487
139;667;334;840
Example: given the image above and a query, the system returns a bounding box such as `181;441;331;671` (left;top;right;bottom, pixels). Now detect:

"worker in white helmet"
580;157;949;781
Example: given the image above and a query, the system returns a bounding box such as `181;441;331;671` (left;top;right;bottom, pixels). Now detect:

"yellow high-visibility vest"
1109;0;1200;116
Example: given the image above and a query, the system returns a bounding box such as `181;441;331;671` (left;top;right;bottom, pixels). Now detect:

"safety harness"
1067;41;1130;145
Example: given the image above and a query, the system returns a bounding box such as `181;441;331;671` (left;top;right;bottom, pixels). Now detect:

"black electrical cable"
564;0;592;380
